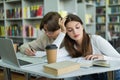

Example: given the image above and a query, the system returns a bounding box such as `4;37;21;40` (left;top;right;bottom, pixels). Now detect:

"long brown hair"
64;14;92;58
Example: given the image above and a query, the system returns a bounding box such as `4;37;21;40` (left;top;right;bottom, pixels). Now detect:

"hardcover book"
43;61;80;76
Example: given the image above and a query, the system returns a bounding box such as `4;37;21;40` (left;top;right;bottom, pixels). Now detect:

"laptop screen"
0;38;31;67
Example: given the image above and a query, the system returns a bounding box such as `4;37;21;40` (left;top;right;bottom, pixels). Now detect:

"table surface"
0;53;120;79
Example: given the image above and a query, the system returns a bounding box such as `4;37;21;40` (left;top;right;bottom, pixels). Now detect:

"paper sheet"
17;52;46;64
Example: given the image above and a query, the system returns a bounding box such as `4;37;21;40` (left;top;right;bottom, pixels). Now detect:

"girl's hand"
85;54;104;60
58;17;66;33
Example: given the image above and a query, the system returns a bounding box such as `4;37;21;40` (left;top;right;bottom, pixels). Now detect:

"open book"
92;60;110;67
79;60;110;68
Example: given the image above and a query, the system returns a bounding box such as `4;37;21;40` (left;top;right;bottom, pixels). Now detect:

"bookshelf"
22;0;44;43
95;0;120;41
95;0;107;39
77;1;96;34
0;0;77;52
108;0;120;39
44;0;77;15
5;0;23;46
77;0;120;48
107;0;120;48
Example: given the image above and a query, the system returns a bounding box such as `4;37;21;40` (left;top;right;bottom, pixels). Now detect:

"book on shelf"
85;14;93;24
7;24;22;37
96;8;105;14
96;25;105;31
0;26;5;37
23;5;43;18
96;16;105;23
22;24;39;38
109;0;120;4
6;7;22;18
0;8;4;19
109;16;119;23
43;61;80;76
109;25;120;32
96;0;106;6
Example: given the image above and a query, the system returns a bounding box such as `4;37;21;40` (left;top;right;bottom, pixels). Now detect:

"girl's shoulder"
89;34;105;43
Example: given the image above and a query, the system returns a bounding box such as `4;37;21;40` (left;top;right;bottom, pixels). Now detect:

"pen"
29;44;34;52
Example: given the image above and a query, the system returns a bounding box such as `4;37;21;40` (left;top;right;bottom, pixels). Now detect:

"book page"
92;60;110;67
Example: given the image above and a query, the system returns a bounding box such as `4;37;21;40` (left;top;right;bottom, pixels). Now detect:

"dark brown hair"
64;14;92;58
40;12;62;32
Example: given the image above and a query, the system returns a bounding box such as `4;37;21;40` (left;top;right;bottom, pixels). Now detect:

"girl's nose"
73;29;77;34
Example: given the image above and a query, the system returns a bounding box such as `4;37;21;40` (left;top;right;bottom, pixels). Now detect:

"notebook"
0;38;32;68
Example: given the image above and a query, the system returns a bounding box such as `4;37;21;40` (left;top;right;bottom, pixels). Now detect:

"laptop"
0;38;32;68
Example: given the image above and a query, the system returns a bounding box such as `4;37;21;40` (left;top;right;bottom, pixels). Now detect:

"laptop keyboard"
18;59;32;66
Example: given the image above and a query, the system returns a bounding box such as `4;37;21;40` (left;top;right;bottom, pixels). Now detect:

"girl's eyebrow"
66;22;80;29
67;22;79;28
75;22;80;27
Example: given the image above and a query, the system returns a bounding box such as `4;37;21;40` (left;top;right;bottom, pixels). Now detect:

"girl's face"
66;21;83;41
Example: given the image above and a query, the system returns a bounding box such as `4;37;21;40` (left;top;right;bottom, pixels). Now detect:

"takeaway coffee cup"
45;44;58;64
